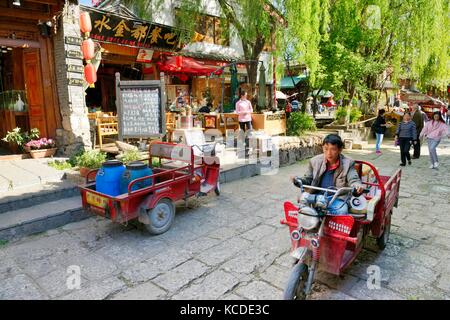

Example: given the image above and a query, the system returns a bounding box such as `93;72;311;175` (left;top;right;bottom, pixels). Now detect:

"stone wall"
53;0;92;156
272;134;324;167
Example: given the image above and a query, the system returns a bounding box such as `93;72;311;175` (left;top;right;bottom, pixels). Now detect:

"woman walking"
395;112;417;167
419;111;449;169
373;109;389;154
235;91;253;132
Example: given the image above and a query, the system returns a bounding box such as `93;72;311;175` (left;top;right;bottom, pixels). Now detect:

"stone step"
0;159;66;192
0;196;89;242
0;182;80;215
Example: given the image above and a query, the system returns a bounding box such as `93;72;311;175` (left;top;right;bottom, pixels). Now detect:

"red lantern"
81;39;95;61
79;12;92;34
175;56;183;70
84;63;97;87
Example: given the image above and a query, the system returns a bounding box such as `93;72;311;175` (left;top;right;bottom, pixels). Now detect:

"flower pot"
79;167;91;178
29;148;57;159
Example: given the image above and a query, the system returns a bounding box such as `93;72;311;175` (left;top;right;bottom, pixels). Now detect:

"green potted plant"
75;150;107;177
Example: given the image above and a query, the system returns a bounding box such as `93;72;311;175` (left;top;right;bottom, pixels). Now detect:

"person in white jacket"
419;111;450;169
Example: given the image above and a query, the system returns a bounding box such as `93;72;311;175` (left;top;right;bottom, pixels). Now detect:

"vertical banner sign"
116;73;167;140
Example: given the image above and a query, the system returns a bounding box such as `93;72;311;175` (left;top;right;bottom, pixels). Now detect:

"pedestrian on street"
419;111;450;169
235;91;253;132
372;109;390;154
395;112;417;167
410;103;424;159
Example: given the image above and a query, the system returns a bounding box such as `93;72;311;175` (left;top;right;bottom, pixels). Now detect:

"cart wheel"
144;199;175;235
283;262;309;300
214;181;221;196
376;211;391;250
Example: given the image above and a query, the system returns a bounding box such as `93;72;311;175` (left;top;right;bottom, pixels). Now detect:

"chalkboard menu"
116;73;166;140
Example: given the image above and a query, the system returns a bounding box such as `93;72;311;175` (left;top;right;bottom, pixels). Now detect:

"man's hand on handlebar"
352;185;369;197
291;176;304;189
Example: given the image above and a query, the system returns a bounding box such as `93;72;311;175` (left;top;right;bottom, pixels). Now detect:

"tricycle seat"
348;194;381;222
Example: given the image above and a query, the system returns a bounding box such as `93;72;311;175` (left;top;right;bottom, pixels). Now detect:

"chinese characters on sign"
121;88;161;137
87;9;180;51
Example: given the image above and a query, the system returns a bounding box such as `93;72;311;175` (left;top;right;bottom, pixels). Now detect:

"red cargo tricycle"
79;142;220;235
281;160;401;299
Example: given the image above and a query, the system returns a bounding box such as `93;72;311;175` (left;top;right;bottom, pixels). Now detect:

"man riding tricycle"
281;134;401;299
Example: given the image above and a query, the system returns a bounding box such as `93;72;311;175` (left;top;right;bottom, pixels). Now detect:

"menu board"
116;73;166;140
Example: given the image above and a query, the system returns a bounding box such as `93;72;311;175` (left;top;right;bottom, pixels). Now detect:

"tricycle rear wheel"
376;211;391;250
283;262;309;300
144;198;175;235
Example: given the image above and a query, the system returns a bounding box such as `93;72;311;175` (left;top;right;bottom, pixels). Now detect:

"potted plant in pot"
24;137;57;159
75;150;107;177
2;127;40;154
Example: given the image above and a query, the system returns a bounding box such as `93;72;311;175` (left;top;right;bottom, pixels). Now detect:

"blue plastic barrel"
96;160;125;196
120;161;153;194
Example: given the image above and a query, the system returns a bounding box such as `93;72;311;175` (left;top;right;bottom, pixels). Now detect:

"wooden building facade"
0;0;62;152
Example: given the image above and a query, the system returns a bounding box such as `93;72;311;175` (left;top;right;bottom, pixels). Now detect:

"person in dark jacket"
410;104;424;158
373;109;389;154
395;112;418;166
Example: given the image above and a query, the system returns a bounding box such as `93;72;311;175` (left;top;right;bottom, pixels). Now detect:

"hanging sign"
65;36;82;45
85;8;181;51
68;78;84;86
67;64;84;73
136;49;154;63
66;50;83;59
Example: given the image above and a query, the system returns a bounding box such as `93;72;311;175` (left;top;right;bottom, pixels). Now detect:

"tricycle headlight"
297;213;319;230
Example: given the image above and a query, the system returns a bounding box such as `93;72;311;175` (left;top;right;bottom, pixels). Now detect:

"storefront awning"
279;75;307;89
156;56;224;77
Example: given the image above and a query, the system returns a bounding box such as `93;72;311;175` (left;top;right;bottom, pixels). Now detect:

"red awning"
156;56;223;76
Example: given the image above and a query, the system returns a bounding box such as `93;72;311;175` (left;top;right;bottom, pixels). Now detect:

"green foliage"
335;106;348;121
283;0;450;103
151;157;161;168
121;149;142;163
0;239;8;247
2;127;40;151
287;112;317;136
74;150;107;169
349;107;363;123
47;160;73;170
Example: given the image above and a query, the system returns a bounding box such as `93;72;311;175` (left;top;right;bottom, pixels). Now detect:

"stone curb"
0;207;89;242
0;186;80;215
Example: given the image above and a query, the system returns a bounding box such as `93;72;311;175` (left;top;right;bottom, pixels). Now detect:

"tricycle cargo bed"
78;142;220;235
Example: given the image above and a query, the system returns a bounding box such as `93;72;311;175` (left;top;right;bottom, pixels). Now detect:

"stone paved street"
1;137;450;300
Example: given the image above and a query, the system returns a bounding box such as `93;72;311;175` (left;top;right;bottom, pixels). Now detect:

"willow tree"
123;0;285;109
283;0;450;111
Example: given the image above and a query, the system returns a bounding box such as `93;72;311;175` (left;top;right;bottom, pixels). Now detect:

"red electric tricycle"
281;161;401;299
79;142;220;235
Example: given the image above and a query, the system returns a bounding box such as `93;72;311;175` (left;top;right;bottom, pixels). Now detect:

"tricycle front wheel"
283;262;309;300
144;199;175;235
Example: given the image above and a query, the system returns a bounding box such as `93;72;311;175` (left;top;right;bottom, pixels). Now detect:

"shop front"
0;0;62;155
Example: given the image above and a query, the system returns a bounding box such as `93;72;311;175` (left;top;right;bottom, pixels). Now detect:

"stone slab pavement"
0;158;66;192
1;136;450;300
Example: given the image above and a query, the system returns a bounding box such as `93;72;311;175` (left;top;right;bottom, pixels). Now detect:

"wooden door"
23;49;47;137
